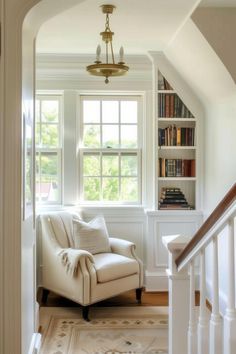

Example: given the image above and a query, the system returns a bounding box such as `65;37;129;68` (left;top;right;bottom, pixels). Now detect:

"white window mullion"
100;100;103;148
100;151;103;201
119;152;121;201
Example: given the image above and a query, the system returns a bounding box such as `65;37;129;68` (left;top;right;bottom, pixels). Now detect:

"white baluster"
223;218;236;354
188;260;197;354
209;237;223;354
197;249;209;354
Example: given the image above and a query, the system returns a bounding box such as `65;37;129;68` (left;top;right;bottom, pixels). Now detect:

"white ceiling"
36;0;200;55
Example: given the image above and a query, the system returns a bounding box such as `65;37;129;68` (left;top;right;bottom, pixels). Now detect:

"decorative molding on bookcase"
148;51;204;118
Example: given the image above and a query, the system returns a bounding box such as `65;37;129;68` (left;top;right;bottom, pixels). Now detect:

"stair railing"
163;183;236;354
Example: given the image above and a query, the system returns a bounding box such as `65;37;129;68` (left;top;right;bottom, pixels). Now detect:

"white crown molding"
36;53;152;83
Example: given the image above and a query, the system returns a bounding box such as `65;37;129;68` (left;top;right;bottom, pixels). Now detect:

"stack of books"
159;187;192;210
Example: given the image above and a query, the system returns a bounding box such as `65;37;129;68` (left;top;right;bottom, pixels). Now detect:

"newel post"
163;235;190;354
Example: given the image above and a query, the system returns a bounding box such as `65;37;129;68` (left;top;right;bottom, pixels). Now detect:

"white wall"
203;95;236;214
203;95;236;313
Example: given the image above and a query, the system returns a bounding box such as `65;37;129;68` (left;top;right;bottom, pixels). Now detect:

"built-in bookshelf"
157;71;197;210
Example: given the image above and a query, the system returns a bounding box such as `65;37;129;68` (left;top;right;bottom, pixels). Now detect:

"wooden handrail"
176;183;236;268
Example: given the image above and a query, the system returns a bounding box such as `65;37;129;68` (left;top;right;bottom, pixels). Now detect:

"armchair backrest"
40;211;81;248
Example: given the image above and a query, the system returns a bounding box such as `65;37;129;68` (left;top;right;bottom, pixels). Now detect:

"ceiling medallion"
86;4;129;84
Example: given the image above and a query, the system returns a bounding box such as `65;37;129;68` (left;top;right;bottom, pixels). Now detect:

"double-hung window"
35;95;62;204
80;95;142;204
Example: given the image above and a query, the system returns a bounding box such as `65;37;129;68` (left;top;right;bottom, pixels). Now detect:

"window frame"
35;94;63;205
78;95;143;205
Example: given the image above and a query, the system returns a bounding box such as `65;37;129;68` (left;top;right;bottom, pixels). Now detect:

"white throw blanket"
58;248;94;277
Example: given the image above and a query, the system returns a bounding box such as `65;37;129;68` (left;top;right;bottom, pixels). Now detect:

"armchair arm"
109;237;137;258
57;248;94;277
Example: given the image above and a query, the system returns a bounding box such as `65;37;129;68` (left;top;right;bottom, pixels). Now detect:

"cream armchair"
39;212;143;320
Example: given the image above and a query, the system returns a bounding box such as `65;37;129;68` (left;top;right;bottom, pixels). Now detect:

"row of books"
158;71;173;90
158;158;196;178
159;187;192;210
158;126;195;146
158;93;194;118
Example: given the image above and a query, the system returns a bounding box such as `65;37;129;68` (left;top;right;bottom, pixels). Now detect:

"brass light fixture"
86;4;129;84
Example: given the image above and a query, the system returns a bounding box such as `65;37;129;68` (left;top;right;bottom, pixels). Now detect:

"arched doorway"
0;1;83;352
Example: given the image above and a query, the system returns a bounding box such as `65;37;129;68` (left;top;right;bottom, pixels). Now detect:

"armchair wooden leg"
82;306;90;321
136;288;142;304
41;288;50;304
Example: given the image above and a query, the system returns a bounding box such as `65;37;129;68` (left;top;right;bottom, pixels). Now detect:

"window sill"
36;203;146;217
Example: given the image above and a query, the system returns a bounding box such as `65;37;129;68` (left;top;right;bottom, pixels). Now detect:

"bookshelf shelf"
158;146;196;150
158;118;196;122
158;90;175;94
158;177;196;181
156;70;198;210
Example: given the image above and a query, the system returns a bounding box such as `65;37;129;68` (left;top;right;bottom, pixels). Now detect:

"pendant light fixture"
86;4;129;84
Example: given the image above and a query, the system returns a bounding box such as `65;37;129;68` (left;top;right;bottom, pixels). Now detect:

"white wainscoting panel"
145;210;203;291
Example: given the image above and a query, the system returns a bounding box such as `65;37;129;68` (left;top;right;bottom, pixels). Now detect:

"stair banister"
176;183;236;270
163;183;236;354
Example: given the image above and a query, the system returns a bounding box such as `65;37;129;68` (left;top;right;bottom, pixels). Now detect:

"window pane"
40;152;58;176
121;177;138;201
41;100;59;122
83;100;100;123
83;154;100;176
35;176;40;202
121;154;137;176
102;101;119;123
36;152;59;203
35;123;40;146
84;177;100;201
36;100;40;122
121;125;137;148
102;125;119;148
41;124;59;148
121;101;137;123
102;154;119;176
102;177;119;201
83;125;100;148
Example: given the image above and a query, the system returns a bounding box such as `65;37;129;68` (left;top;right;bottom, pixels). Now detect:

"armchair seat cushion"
93;253;139;283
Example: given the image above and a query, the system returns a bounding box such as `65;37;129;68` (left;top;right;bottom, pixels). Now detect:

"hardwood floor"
38;287;201;308
38;288;169;307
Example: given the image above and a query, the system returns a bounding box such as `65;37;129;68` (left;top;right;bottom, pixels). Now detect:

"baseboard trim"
145;272;168;291
28;333;41;354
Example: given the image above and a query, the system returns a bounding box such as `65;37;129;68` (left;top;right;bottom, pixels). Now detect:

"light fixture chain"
105;13;110;32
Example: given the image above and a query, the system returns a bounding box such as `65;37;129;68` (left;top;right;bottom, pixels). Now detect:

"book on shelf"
158;93;194;118
158;126;195;146
159;187;193;210
158;158;195;177
159;204;193;210
158;71;173;90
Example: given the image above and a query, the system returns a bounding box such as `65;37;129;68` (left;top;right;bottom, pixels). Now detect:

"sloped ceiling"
36;0;200;54
165;18;236;103
192;8;236;83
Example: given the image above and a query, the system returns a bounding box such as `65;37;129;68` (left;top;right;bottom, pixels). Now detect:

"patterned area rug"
39;307;168;354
